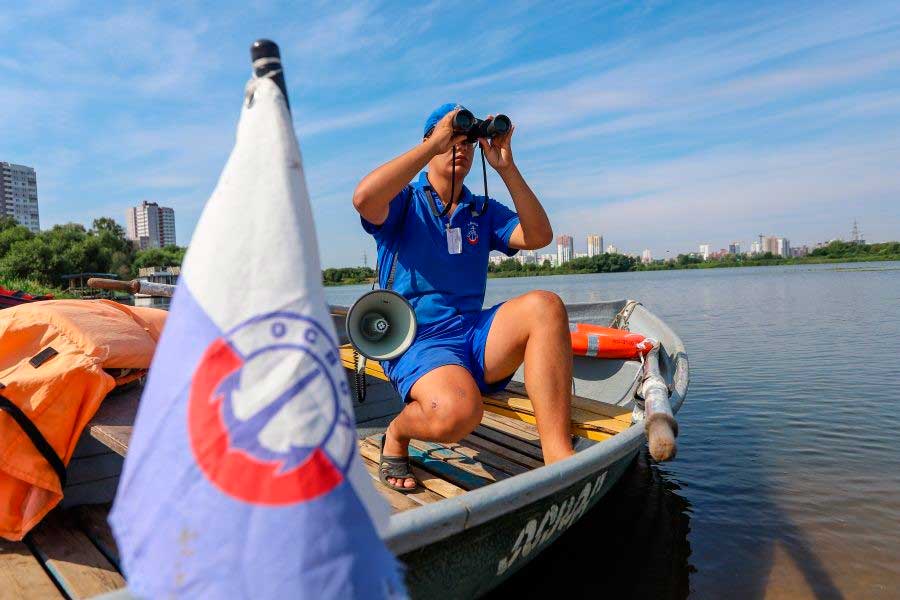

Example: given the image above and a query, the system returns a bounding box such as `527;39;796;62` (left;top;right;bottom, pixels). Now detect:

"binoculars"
452;109;512;143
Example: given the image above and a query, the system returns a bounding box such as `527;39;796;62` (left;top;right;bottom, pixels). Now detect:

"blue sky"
2;0;899;266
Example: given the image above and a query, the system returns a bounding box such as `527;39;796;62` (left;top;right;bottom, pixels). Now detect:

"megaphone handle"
351;349;367;403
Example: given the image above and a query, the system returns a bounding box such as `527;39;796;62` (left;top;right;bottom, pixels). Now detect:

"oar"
639;344;678;461
87;277;176;298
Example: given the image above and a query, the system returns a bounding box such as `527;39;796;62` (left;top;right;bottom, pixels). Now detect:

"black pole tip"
251;39;281;61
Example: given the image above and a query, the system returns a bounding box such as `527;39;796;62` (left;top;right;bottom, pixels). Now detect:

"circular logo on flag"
187;312;354;505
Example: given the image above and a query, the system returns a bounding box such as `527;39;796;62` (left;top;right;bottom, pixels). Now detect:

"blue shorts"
382;302;514;403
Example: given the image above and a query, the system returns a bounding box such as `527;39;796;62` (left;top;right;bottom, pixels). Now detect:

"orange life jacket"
570;322;655;359
0;299;166;540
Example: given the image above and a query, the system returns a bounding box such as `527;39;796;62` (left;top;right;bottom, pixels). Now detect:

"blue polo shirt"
361;172;520;327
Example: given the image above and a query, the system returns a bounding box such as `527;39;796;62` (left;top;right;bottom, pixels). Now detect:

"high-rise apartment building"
0;162;40;232
556;235;574;265
586;234;603;257
642;249;652;264
759;235;790;257
729;242;741;255
126;200;176;249
776;238;791;258
699;244;710;260
606;244;619;254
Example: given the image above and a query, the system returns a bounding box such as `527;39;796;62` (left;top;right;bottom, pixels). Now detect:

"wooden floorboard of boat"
27;511;125;599
357;440;465;500
0;539;64;599
471;424;545;463
71;505;119;568
366;436;497;491
459;433;544;470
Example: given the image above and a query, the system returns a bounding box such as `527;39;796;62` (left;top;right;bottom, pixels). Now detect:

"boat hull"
400;449;638;598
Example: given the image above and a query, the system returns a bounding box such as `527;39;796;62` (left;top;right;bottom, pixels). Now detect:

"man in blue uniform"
353;104;574;491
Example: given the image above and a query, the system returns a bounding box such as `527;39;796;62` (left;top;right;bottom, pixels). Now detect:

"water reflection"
486;448;694;599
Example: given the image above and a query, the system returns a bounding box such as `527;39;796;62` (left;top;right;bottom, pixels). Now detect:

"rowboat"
1;295;686;598
330;298;689;598
0;286;52;309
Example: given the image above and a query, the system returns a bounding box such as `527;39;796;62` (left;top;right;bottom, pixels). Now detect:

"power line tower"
851;220;861;244
362;250;368;268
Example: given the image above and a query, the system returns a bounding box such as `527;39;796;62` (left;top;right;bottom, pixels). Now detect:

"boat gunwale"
382;300;689;556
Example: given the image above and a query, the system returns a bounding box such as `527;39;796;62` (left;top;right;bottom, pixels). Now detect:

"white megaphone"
345;289;417;361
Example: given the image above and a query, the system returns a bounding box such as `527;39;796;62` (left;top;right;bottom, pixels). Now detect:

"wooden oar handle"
646;414;677;462
87;278;140;293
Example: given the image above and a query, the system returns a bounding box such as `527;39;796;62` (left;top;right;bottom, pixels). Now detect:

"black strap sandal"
378;434;420;493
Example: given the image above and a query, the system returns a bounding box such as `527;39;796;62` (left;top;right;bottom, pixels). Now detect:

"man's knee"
523;290;567;325
425;386;483;442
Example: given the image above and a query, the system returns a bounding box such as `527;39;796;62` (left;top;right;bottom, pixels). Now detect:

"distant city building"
0;162;40;232
539;253;557;267
750;241;761;255
729;242;741;255
699;244;710;260
642;249;652;264
517;249;538;265
792;245;809;257
557;235;574;265
488;253;505;265
776;238;791;257
126;200;176;249
759;235;780;255
586;234;603;257
606;244;619;254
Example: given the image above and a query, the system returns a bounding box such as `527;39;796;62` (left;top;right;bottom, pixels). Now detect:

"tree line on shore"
488;240;900;277
2;213;898;295
0;216;186;294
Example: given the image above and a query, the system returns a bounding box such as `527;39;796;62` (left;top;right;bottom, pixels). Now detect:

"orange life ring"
570;323;655;359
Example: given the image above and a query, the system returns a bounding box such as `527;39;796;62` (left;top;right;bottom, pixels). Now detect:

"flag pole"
250;39;290;111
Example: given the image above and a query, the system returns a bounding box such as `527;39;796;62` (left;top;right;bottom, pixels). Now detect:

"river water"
326;263;900;599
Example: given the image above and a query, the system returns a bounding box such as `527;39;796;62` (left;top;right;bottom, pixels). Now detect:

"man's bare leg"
483;290;574;463
382;365;483;488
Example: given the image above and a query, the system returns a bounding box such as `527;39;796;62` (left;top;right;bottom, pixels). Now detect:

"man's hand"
479;118;515;172
426;109;468;155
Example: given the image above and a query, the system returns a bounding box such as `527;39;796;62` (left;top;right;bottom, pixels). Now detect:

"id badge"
447;227;462;254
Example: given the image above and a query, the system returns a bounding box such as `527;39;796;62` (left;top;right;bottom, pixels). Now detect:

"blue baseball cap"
423;102;465;138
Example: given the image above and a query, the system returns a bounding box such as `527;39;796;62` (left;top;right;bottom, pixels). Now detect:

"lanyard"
424;184;488;230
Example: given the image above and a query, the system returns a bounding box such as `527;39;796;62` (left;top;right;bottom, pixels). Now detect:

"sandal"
378;434;420;493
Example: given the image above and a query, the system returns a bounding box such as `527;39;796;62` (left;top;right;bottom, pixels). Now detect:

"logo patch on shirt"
466;222;479;245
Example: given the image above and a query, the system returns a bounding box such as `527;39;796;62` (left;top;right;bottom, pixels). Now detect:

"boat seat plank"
483;392;623;440
357;441;465;499
88;386;141;457
481;411;542;443
0;539;64;599
27;512;125;599
366;436;494;491
505;381;634;424
71;505;120;567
